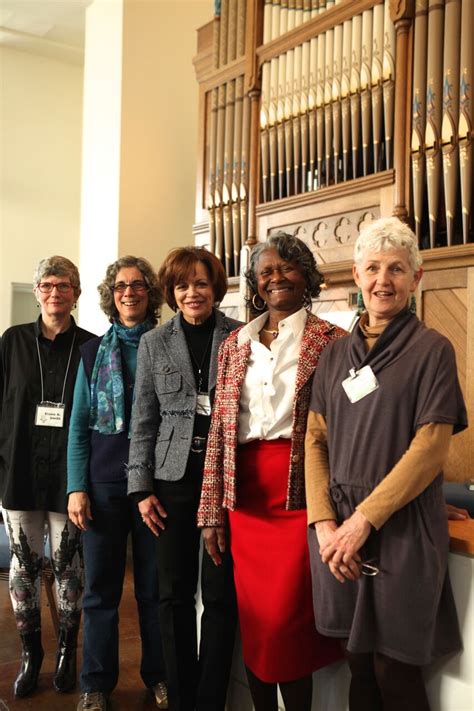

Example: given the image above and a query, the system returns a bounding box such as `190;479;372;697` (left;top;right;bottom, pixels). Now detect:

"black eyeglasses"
37;282;73;293
112;280;148;293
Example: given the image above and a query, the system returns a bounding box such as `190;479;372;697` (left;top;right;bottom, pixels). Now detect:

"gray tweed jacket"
127;308;241;494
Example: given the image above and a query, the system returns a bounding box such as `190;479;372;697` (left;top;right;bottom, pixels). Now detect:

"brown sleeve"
357;422;454;530
304;410;336;527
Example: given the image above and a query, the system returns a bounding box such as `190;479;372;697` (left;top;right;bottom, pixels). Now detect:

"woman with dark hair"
0;256;95;698
127;247;240;711
197;233;344;711
67;256;167;711
305;217;467;711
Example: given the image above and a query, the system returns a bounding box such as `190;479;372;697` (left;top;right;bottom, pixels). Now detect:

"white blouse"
237;307;307;444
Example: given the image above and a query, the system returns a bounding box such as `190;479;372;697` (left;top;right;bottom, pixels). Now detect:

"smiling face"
113;266;149;327
256;248;307;319
353;248;423;326
173;261;215;324
34;275;78;322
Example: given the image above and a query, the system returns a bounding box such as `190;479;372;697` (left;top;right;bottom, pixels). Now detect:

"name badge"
342;366;379;404
196;393;211;416
35;402;65;428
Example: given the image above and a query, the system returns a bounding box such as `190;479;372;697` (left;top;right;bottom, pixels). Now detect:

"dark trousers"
81;479;166;694
154;453;237;711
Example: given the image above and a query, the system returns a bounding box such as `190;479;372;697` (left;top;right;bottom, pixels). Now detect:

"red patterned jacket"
197;313;346;527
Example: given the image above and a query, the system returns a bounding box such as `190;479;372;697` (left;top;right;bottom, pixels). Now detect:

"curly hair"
354;217;422;271
98;256;162;325
244;232;324;313
158;246;228;310
33;256;81;298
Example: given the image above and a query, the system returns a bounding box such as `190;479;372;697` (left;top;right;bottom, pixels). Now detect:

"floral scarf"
89;319;153;435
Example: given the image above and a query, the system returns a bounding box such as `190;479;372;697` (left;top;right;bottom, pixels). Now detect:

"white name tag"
35;403;65;428
196;393;211;416
342;365;379;403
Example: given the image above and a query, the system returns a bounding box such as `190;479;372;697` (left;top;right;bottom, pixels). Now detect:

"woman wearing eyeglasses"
0;256;95;698
67;256;167;711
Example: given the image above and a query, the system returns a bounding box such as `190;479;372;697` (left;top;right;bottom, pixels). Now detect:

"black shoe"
14;630;44;697
53;626;79;693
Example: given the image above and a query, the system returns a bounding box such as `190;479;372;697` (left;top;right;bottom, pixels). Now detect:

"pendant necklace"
261;327;279;339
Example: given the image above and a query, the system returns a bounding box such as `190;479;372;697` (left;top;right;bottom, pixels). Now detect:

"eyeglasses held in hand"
358;560;380;576
37;282;73;293
112;280;148;293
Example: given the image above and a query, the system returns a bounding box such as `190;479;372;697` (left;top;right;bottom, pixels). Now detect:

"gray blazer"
127;308;241;494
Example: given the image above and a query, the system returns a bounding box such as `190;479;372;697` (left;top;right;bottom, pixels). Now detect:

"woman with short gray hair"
305;217;467;710
0;255;95;698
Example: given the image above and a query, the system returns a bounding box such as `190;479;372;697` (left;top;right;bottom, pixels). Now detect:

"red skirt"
228;439;342;683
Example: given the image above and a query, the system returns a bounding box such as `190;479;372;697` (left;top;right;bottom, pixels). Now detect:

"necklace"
261;327;279;339
187;330;214;393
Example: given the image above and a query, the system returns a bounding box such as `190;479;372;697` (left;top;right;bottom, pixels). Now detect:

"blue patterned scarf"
89;319;153;435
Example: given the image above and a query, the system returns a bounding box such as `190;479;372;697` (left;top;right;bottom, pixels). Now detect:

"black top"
181;311;215;440
0;316;95;512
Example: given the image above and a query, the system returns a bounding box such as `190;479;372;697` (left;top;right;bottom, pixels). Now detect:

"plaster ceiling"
0;0;93;64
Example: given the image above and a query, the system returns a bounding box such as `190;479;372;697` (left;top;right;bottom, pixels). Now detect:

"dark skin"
203;248;309;565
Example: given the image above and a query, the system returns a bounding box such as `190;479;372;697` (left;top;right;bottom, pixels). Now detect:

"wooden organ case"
193;0;473;480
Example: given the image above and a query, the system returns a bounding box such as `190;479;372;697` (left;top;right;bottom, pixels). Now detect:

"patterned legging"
2;509;83;634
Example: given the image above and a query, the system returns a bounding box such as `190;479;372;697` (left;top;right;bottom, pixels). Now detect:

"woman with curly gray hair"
67;256;167;711
198;232;344;710
1;255;95;698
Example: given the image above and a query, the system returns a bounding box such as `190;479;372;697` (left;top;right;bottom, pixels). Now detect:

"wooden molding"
257;0;383;65
256;171;395;217
420;245;474;271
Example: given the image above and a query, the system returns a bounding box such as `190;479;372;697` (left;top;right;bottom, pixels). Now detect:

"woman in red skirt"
197;233;345;710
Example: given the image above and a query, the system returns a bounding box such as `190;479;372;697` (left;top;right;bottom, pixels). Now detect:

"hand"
314;519;338;549
320;510;371;583
202;526;226;566
446;503;470;520
138;495;167;537
68;492;92;531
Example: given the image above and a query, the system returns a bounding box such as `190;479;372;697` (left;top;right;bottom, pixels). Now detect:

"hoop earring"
356;289;365;316
252;293;266;312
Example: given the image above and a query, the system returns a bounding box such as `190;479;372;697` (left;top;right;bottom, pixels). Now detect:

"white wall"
0;0;213;334
0;46;84;332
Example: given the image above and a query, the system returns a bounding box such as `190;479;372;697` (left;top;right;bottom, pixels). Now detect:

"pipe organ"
194;0;473;286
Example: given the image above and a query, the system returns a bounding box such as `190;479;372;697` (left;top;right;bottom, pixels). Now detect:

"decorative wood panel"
422;268;473;482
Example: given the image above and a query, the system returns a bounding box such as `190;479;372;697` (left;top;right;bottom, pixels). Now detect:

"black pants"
154;453;237;711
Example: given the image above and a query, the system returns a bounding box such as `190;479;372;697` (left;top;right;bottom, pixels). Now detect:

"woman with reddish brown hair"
128;247;240;711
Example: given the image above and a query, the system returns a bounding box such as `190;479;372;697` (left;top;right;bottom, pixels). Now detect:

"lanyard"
35;333;76;405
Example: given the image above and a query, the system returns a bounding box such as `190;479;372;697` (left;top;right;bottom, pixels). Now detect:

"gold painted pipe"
324;24;334;185
441;0;461;246
219;0;229;67
382;0;396;170
411;0;428;244
350;13;362;178
341;17;352;182
332;20;343;183
458;0;473;243
360;8;373;177
371;2;384;173
425;0;445;248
